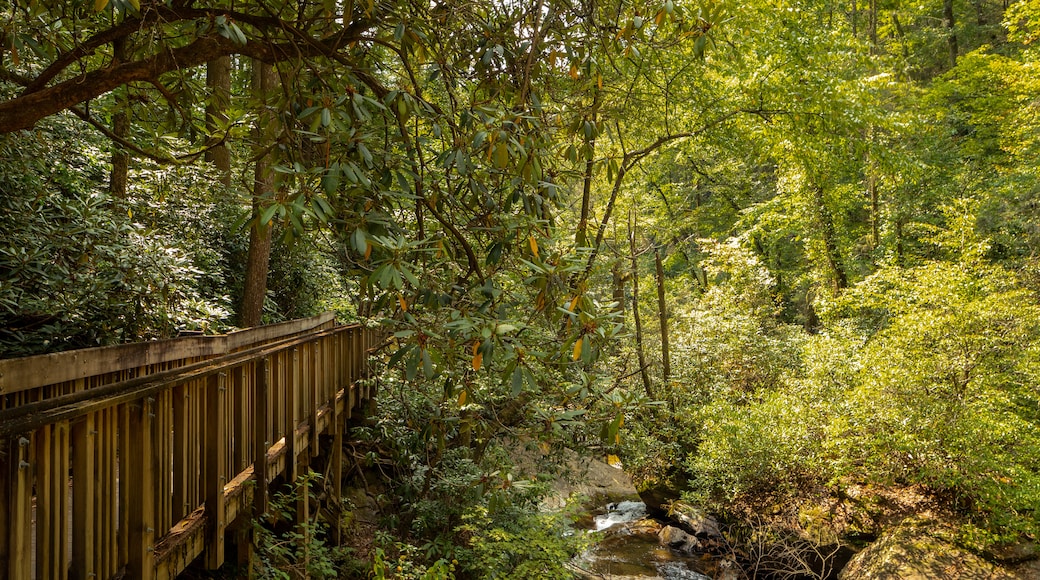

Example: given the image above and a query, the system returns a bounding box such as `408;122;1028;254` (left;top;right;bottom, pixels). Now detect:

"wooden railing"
0;314;378;580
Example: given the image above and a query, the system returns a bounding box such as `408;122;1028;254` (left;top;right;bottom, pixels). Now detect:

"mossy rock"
839;516;1023;580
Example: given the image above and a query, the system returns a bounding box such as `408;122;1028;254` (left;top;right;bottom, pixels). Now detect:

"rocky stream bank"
552;458;1039;580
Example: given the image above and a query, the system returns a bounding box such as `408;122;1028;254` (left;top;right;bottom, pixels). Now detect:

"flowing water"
574;501;718;580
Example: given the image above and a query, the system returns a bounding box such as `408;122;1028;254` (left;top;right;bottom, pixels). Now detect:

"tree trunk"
205;55;232;187
239;61;279;328
944;0;958;68
892;13;911;60
109;38;129;198
894;217;905;266
869;169;880;252
612;261;626;314
812;185;848;291
850;0;858;36
868;0;878;50
576;106;599;248
654;246;673;412
866;127;880;253
629;208;653;399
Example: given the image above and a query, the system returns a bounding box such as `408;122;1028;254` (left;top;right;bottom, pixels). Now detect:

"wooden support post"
103;407;117;577
0;438;9;576
349;329;360;414
296;451;311;575
230;365;246;476
37;421;70;580
72;413;97;580
205;372;227;569
287;347;298;483
128;397;156;580
331;405;344;545
5;434;32;580
309;341;319;453
36;424;54;579
254;357;269;518
233;521;255;580
119;405;130;569
172;384;188;523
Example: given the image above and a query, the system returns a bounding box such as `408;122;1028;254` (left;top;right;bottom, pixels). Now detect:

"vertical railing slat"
309;341;319;453
8;434;33;580
205;372;226;569
127;397;155;580
286;347;298;483
254;357;270;519
72;413;96;580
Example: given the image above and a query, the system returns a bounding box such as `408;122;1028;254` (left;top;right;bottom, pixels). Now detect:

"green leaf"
511;366;524;396
229;22;247;46
405;348;419;380
352;228;368;253
495;324;517;335
388;344;413;368
493;143;509;169
321;171;340;196
259;204;279;226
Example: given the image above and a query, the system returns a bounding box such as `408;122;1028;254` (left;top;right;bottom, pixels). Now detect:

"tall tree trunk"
654;246;672;412
205;56;232;187
574;89;601;248
866;126;880;253
240;61;278;328
812;185;848;291
868;0;878;50
629;208;653;399
894;217;905;266
850;0;858;36
893;13;911;60
868;169;880;252
612;261;626;314
110;38;129;198
944;0;958;68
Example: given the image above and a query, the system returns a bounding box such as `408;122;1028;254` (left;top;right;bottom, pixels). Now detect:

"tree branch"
70;105;234;165
577;109;745;281
1;19;373;133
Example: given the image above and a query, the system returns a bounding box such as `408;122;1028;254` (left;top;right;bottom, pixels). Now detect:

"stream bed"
573;500;727;580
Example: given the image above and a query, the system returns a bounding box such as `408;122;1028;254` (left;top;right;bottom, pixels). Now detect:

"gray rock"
988;541;1040;565
659;525;700;554
668;501;723;540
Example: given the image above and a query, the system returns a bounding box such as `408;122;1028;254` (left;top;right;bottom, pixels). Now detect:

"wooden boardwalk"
0;314;378;579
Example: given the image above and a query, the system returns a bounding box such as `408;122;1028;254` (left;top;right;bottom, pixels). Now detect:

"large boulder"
508;442;640;509
668;501;723;541
839;517;1031;580
658;525;700;554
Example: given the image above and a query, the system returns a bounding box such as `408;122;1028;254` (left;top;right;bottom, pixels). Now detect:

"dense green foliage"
3;0;1040;575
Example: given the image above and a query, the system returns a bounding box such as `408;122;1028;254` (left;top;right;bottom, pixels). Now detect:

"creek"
572;500;725;580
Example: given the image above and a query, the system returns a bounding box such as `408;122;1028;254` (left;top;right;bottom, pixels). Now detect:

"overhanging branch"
0;18;373;134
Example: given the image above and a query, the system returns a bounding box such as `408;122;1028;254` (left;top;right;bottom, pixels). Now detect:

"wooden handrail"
0;324;359;437
0;312;335;395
